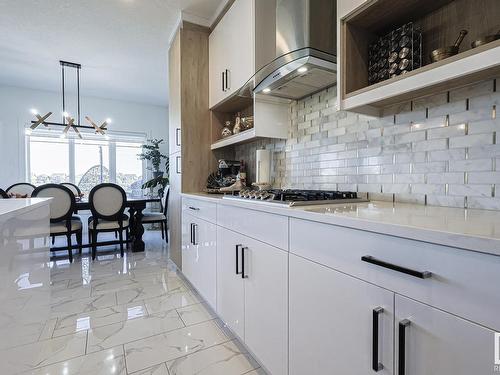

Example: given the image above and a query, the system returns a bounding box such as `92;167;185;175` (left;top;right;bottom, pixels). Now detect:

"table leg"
131;206;145;252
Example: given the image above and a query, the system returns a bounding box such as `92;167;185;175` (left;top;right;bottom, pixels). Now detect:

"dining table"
75;196;160;252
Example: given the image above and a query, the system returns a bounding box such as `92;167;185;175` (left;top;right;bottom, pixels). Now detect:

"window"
116;142;144;197
29;136;70;185
26;131;145;196
75;139;110;195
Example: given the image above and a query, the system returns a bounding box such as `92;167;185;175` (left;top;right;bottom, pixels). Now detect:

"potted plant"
138;138;168;178
141;159;169;197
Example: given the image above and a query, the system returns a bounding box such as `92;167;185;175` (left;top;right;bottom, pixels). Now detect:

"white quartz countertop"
182;193;500;256
0;198;52;218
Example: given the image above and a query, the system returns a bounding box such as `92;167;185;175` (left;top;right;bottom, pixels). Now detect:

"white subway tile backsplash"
234;78;500;210
449;133;494;149
449;159;493;172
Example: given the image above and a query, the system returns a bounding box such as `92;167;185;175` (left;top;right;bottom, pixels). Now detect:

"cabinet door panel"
289;254;394;375
395;295;495;375
181;215;217;309
244;236;288;375
216;226;245;339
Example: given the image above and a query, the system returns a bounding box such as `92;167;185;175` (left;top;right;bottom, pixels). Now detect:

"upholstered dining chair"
0;189;9;198
6;182;36;197
32;184;83;263
60;182;82;197
142;187;169;243
88;183;130;260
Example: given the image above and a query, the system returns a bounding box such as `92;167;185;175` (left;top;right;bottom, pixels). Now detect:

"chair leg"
76;230;83;254
66;233;73;263
115;231;118;239
52;236;55;245
118;229;124;257
91;231;97;261
125;228;130;248
160;222;164;240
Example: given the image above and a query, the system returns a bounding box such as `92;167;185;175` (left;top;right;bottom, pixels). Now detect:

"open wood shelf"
340;0;500;113
211;128;258;150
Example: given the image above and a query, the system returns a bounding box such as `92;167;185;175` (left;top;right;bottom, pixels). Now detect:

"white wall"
0;85;168;188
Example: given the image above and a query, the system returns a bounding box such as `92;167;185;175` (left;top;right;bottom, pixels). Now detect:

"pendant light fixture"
29;60;109;138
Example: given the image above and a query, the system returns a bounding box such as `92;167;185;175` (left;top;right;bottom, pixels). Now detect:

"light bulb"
106;118;112;124
30;108;38;115
297;67;308;73
263;88;271;93
62;111;69;118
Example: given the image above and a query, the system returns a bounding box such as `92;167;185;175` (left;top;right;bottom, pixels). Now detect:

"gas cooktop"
222;189;367;207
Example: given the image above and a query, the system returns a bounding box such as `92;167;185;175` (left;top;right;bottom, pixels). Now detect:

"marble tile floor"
0;230;265;374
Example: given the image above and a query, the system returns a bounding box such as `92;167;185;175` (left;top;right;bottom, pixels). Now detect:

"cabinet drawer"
290;218;500;331
182;197;217;223
217;205;288;250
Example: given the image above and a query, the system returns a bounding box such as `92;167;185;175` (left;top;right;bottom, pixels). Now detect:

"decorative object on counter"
142;159;169;198
368;22;422;85
205;160;242;193
255;148;271;185
220;179;245;192
471;30;500;48
240;116;254;131
138;138;168;179
233;112;242;134
221;121;233;138
430;30;468;62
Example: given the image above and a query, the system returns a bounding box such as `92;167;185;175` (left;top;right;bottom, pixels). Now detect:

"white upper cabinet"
209;0;255;108
337;0;367;19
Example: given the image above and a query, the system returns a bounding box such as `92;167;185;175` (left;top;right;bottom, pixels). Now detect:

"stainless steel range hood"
253;0;337;100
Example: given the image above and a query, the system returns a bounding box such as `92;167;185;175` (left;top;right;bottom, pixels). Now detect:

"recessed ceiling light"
298;67;308;73
263;88;271;93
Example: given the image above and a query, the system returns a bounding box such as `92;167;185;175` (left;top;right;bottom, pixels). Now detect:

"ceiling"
0;0;225;107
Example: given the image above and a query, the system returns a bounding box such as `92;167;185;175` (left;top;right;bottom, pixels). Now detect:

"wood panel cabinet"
289;253;394;375
181;213;217;309
216;226;288;375
209;0;255;108
167;22;216;268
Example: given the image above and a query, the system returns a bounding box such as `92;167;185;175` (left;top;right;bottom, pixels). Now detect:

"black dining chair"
88;183;130;260
32;184;83;263
6;182;36;197
0;188;9;198
60;182;82;197
141;187;169;243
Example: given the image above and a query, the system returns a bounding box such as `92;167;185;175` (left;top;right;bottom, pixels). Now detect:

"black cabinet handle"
190;223;194;245
372;307;384;372
235;244;242;275
222;71;225;92
188;206;200;211
241;246;248;279
176;156;181;174
398;319;410;375
225;69;230;90
175;128;181;146
361;256;432;279
192;223;198;245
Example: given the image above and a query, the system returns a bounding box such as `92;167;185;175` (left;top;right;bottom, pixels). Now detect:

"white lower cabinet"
181;213;217;309
395;295;495;375
289;253;394;375
217;226;288;375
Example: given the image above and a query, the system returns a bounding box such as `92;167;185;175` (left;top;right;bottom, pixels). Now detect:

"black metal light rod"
30;120;95;130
